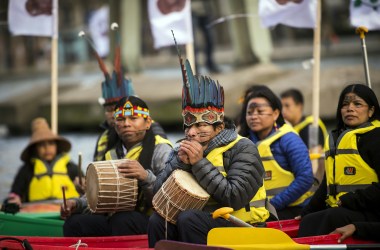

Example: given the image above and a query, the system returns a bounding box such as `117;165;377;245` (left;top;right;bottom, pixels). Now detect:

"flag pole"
185;43;196;75
185;0;196;74
310;0;322;181
51;0;59;133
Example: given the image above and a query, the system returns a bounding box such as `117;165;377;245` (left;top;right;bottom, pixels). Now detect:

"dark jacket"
153;129;265;211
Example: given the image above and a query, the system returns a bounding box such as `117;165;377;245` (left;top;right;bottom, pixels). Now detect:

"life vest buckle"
328;184;338;196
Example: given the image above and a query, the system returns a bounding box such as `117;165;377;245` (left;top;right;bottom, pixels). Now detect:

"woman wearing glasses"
238;85;314;220
298;83;380;237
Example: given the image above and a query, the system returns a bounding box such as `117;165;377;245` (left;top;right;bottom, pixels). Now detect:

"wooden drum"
86;160;138;213
152;169;210;224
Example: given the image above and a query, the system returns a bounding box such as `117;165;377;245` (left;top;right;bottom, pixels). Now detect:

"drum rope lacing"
111;160;121;212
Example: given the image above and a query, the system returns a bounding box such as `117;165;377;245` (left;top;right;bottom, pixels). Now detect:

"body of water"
0;132;182;202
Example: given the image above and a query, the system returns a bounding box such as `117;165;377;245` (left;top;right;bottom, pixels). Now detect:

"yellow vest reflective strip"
293;115;328;142
257;123;314;207
105;135;172;161
29;154;79;201
95;130;109;161
207;135;270;224
325;120;380;207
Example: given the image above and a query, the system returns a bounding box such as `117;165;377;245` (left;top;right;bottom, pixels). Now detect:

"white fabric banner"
148;0;193;49
88;5;110;57
259;0;316;28
8;0;53;37
350;0;380;30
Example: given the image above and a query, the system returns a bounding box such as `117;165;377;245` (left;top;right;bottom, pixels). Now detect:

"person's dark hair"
335;83;380;131
238;85;285;137
280;88;304;105
114;96;156;170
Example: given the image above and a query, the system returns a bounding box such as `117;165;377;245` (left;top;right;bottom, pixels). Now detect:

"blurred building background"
0;0;379;134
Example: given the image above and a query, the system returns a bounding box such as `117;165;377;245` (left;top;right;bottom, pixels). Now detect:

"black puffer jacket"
153;129;265;210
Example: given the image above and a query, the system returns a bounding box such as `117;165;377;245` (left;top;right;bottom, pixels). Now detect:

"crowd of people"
3;29;380;248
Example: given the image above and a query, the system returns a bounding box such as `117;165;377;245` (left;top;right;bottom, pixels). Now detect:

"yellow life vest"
94;129;109;161
325;120;380;207
29;154;79;201
206;135;270;224
105;135;172;160
257;124;315;207
293;115;328;144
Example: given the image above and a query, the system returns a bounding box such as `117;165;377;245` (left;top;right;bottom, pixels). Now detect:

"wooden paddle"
212;207;253;227
207;227;380;250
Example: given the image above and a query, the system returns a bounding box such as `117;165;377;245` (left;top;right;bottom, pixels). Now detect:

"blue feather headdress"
172;31;224;127
79;22;135;106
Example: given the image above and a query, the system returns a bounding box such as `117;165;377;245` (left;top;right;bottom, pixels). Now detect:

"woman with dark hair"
298;83;380;237
239;85;314;220
61;96;173;236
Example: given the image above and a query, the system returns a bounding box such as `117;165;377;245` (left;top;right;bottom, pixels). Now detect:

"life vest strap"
328;183;373;196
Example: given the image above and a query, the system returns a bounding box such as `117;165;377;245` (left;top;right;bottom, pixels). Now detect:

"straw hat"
20;117;71;162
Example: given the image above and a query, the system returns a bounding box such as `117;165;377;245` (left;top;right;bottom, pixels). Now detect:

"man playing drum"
61;96;173;236
147;58;270;247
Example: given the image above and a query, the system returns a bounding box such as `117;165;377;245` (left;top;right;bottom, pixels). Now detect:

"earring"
274;122;278;130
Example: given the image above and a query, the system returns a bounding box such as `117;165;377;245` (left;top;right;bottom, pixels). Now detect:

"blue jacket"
249;128;314;210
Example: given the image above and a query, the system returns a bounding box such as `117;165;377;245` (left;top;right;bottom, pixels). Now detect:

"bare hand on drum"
179;140;203;165
60;199;77;220
118;159;148;181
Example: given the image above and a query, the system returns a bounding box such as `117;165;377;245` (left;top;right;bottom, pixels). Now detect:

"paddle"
212;207;253;227
207;227;380;250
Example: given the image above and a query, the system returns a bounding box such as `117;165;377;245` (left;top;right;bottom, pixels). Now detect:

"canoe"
1;232;378;250
0;212;63;236
266;218;300;238
0;234;149;250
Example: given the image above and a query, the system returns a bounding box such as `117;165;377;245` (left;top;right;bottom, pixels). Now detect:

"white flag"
350;0;380;30
259;0;316;28
8;0;53;37
88;5;110;57
148;0;193;49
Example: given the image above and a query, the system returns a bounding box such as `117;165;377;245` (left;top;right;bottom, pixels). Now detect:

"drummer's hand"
7;193;22;206
178;149;190;164
118;160;148;181
60;199;77;220
74;177;86;195
179;140;203;165
330;224;356;243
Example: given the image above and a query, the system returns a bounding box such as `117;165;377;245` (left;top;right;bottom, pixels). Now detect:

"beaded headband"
114;100;150;119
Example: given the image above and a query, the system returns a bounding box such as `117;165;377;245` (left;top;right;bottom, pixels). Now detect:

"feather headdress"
79;22;135;106
172;31;224;127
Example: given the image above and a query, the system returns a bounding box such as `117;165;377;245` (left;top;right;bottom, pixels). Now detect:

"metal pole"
356;26;371;88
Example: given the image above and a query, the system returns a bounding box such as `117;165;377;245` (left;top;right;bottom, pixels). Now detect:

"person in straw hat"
147;51;269;246
4;117;81;207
